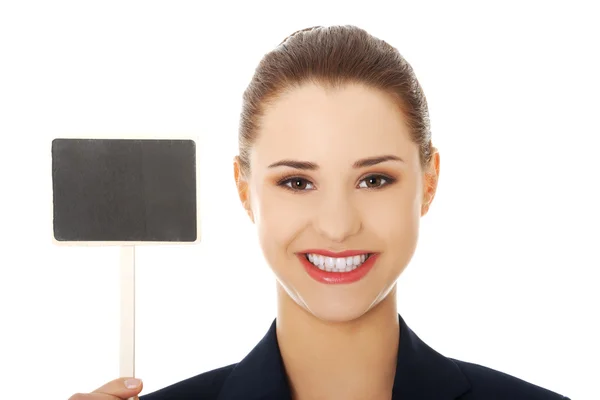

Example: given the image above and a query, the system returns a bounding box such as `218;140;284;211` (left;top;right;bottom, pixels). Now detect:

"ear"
233;156;254;223
421;146;440;217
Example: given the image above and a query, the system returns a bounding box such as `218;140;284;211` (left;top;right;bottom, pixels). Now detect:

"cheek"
361;182;422;251
252;185;311;260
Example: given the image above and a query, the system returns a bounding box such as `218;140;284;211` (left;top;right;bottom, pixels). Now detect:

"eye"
279;177;315;191
358;174;394;189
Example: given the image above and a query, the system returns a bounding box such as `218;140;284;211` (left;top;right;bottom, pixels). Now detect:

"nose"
313;190;362;243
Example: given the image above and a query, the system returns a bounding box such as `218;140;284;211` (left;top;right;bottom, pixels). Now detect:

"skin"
68;377;143;400
234;82;440;400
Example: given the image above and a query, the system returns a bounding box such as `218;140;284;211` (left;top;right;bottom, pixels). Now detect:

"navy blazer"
140;314;569;399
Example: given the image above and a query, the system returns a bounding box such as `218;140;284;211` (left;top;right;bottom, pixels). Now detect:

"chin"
301;295;381;324
273;251;406;324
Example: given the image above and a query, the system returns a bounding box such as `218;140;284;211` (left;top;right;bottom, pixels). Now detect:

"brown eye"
358;175;393;189
281;177;315;191
291;179;307;190
367;176;382;187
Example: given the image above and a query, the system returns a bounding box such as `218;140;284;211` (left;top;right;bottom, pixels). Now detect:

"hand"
68;377;143;400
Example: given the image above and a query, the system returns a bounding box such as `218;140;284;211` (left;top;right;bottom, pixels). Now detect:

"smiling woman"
241;81;429;327
71;25;570;400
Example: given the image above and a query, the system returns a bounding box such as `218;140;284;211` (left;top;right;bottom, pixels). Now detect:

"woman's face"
234;82;439;322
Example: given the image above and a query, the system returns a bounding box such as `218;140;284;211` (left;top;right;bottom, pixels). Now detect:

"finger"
91;377;143;399
68;394;128;400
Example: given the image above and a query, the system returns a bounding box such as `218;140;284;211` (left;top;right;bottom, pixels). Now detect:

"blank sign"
52;138;197;242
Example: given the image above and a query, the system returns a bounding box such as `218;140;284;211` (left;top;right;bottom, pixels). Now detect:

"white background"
1;1;597;399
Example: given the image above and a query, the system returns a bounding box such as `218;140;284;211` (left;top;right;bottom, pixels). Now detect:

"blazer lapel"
216;319;291;400
392;314;471;399
217;314;471;400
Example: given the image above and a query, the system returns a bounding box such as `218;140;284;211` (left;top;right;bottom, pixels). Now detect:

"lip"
300;249;371;257
297;252;379;285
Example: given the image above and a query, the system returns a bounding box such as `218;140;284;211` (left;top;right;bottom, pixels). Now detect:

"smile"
305;253;372;273
297;249;379;285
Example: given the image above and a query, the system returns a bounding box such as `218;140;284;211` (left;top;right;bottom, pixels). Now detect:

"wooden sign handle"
120;246;136;400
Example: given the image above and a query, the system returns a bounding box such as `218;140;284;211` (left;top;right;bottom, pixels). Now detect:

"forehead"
252;82;417;167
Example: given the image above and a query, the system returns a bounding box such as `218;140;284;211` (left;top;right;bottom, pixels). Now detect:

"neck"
276;283;400;400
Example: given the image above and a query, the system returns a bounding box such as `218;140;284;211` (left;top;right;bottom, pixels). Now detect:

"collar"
217;314;471;400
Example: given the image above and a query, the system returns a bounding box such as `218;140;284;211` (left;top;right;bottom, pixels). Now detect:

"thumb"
92;377;144;399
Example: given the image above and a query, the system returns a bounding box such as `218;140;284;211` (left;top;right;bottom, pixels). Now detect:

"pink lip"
300;249;371;257
297;252;379;285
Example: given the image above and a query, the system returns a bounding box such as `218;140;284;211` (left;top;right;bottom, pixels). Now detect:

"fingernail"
125;378;142;389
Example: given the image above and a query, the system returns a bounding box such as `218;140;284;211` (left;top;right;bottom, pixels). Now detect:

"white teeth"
324;257;333;268
305;253;371;272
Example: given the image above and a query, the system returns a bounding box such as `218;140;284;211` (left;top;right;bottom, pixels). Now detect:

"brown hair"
238;25;432;176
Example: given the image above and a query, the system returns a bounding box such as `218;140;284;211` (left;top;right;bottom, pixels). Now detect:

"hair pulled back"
239;25;432;175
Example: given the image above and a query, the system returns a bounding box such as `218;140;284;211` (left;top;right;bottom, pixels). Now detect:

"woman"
70;25;569;400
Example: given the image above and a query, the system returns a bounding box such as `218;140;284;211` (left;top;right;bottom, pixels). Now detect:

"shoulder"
138;358;571;400
139;363;237;400
451;358;570;400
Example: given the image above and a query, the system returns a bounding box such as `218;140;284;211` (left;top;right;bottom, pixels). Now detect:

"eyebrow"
267;155;404;170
